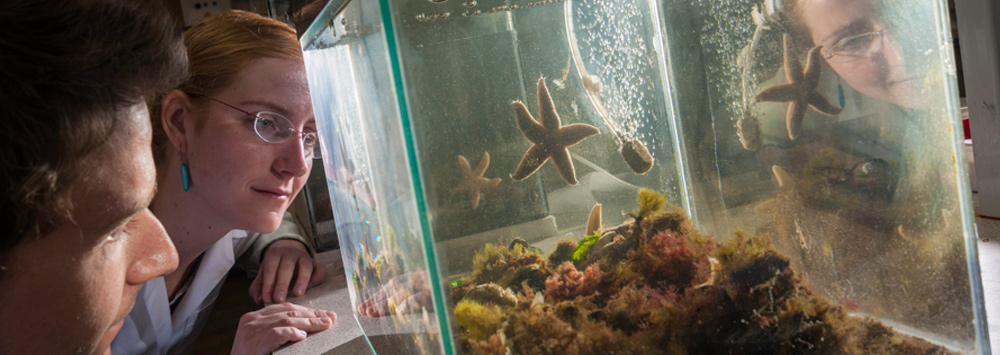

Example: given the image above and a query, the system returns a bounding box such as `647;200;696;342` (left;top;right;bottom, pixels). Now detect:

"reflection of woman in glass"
771;0;958;231
782;0;929;109
757;0;972;340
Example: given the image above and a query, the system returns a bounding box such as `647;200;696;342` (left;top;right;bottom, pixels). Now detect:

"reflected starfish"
451;151;501;209
755;34;842;140
512;78;599;185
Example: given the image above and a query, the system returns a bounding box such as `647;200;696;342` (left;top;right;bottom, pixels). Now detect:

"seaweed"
548;239;577;266
571;232;601;265
454;299;504;340
459;241;552;296
633;188;667;220
544;262;603;302
454;189;959;355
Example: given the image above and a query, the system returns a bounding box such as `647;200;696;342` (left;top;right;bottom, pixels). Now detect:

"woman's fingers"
233;303;336;355
309;262;326;287
272;256;298;302
259;253;281;305
291;259;314;297
249;274;264;304
254;326;307;355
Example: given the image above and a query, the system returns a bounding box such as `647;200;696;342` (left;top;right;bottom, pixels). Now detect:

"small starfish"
585;203;602;236
451;151;501;209
512;78;599;185
755;34;842;140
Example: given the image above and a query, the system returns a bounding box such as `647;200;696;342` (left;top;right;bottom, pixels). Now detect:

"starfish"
451;151;501;209
512;78;599;185
755;34;842;140
585;203;602;236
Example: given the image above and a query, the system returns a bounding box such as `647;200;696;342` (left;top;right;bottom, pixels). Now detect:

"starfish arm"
783;34;804;83
457;155;472;178
803;46;825;88
754;83;797;102
470;189;482;209
586;203;602;236
786;101;808;140
808;92;843;115
536;78;562;131
550;148;579;185
753;198;782;215
473;151;490;177
451;180;468;195
512;144;549;181
488;177;502;188
559;123;600;147
513;101;546;143
772;165;793;187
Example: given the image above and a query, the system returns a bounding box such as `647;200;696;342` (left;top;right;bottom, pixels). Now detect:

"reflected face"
0;104;179;355
187;57;315;234
800;0;927;108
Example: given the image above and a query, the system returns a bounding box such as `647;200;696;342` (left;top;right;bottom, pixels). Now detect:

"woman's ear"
160;89;195;153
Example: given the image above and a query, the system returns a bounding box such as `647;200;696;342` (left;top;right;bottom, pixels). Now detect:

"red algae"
451;190;959;355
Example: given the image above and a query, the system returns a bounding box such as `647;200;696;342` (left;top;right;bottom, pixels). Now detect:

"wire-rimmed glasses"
823;29;886;64
202;96;321;160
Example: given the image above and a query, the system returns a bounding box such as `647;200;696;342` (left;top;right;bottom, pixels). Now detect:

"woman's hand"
231;303;336;355
358;271;432;317
250;239;326;304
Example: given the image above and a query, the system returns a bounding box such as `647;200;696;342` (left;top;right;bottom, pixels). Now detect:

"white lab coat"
111;213;308;355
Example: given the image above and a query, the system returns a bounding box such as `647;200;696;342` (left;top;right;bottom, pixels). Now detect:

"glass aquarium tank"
300;0;991;353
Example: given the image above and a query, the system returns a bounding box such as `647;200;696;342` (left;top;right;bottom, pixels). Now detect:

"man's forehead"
73;104;157;237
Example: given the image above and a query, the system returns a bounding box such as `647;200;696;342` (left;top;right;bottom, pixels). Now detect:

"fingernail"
298;329;307;337
320;317;331;324
327;311;337;318
295;286;305;295
276;291;285;302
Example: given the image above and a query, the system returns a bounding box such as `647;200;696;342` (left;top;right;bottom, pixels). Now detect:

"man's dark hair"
0;0;189;251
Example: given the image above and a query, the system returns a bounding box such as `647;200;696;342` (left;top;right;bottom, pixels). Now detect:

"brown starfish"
755;34;842;140
512;78;599;185
585;203;602;236
451;151;501;209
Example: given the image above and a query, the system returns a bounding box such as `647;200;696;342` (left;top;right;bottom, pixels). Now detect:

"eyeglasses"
823;29;885;64
202;96;321;159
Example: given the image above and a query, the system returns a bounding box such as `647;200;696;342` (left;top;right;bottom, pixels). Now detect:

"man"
0;1;188;354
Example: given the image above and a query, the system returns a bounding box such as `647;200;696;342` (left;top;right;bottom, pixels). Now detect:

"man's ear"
160;89;195;153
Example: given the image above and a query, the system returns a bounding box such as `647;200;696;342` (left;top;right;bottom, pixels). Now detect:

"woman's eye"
840;38;865;52
303;133;318;146
836;33;875;54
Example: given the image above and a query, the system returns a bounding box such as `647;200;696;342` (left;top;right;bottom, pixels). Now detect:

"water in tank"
300;0;991;353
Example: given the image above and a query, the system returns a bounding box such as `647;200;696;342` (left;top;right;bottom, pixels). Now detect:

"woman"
761;0;972;340
774;0;958;220
782;0;929;109
112;10;334;355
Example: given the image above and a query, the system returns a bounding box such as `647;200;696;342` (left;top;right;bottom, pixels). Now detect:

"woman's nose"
873;33;908;75
274;137;311;178
125;209;179;285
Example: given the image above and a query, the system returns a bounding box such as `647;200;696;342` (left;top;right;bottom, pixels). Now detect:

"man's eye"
107;216;141;242
106;227;126;243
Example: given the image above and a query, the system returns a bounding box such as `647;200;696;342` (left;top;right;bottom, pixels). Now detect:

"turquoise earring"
837;77;846;109
181;163;190;192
